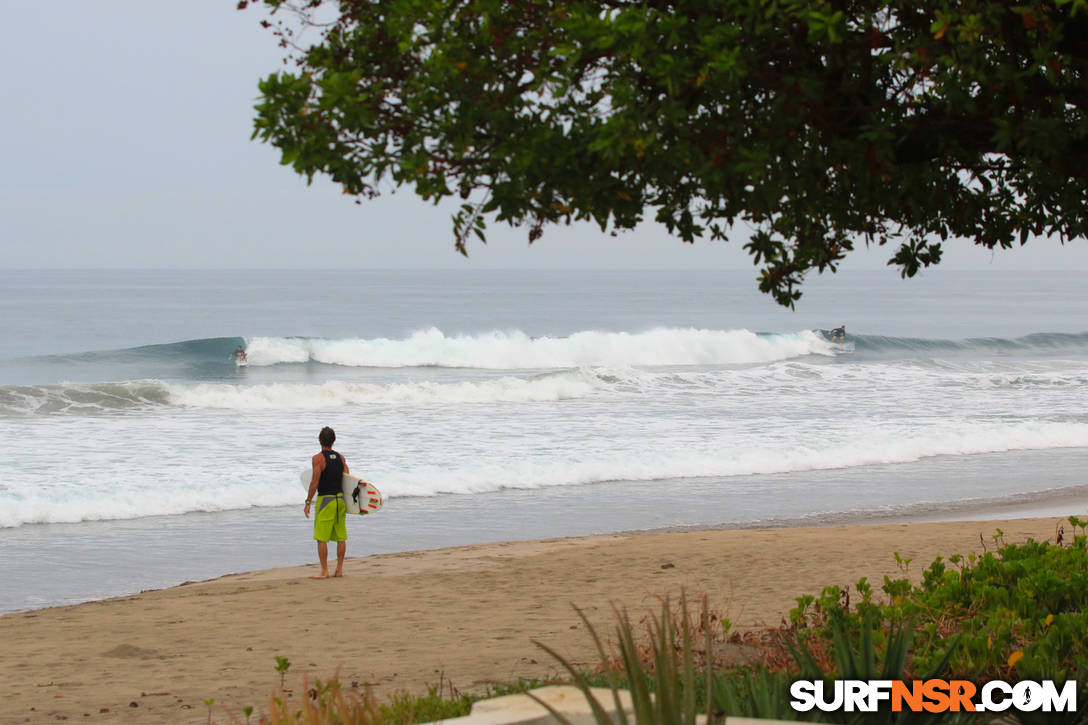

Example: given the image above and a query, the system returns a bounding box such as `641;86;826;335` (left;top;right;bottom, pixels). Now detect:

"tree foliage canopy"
244;0;1088;305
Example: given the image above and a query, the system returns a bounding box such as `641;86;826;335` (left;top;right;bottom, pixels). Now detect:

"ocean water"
1;268;1086;614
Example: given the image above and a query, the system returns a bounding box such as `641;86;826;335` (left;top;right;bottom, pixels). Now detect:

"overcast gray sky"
1;2;1085;272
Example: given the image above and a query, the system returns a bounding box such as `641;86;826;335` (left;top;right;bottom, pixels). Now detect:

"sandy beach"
0;516;1071;724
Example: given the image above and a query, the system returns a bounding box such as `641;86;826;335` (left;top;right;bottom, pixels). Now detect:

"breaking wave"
241;328;835;368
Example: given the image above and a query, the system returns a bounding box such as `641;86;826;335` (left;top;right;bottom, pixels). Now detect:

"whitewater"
0;268;1085;613
3;326;1087;527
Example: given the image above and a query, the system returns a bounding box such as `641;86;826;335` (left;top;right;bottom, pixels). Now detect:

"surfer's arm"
341;456;349;476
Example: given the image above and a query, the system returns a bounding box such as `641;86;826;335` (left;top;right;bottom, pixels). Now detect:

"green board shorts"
313;493;347;542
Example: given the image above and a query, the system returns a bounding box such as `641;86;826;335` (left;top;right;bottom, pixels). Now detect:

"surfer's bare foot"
310;572;330;579
332;570;344;578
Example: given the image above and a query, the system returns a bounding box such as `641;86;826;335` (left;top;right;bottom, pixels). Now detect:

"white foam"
164;372;599;409
243;328;835;369
0;380;171;415
3;416;1086;527
0;477;299;528
3;348;1086;528
381;420;1088;497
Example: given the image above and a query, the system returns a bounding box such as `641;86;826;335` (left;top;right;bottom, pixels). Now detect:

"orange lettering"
923;679;951;713
949;680;976;712
892;681;923;712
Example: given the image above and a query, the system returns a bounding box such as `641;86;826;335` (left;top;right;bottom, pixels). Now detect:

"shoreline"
1;515;1078;724
5;447;1087;616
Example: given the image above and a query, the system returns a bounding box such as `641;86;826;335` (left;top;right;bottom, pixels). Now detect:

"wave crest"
243;328;834;369
0;381;171;415
0;372;604;414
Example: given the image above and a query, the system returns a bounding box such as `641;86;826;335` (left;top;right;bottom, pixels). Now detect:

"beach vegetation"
222;521;1088;723
241;1;1088;307
535;595;971;723
378;677;564;723
226;671;558;724
379;684;475;724
787;525;1088;684
532;594;715;725
275;655;293;688
539;519;1088;722
261;676;383;724
250;678;471;724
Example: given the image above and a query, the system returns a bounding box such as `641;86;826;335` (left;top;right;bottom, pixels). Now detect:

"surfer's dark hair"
319;427;335;447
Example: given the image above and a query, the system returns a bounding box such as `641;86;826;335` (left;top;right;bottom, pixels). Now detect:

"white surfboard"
300;470;384;515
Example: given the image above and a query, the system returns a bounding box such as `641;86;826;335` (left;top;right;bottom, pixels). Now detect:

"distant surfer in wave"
304;426;349;579
829;325;846;343
232;345;248;364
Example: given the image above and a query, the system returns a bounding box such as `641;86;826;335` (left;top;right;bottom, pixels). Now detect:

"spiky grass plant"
534;596;988;724
531;593;715;725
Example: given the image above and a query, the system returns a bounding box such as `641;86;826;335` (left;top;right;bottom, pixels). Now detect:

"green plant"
534;595;978;723
711;615;967;723
785;520;1088;684
275;655;292;688
712;667;800;722
378;684;474;725
532;594;715;725
244;2;1088;308
768;518;1088;724
538;518;1088;723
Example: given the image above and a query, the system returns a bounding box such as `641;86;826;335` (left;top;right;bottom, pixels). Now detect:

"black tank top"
317;449;344;496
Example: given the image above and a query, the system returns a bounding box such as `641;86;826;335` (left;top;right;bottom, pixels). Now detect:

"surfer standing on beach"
304;426;349;579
